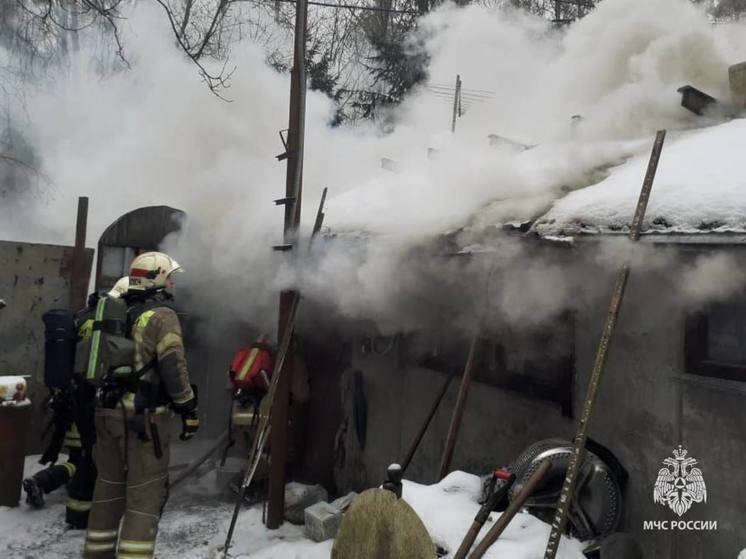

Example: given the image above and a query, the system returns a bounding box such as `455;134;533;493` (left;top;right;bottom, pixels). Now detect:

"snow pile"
533;119;746;237
2;458;583;558
404;471;585;559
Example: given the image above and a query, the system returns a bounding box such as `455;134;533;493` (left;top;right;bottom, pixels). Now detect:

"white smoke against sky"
2;0;746;333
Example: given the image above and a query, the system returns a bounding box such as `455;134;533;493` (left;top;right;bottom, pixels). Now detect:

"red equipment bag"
228;336;274;393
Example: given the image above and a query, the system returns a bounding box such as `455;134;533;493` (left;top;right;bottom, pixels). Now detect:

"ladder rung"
273;244;293;252
274;197;296;206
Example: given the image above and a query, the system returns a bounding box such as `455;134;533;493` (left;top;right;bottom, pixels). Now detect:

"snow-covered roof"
533;119;746;238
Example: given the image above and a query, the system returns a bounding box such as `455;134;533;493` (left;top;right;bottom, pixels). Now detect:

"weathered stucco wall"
0;241;93;453
339;269;746;559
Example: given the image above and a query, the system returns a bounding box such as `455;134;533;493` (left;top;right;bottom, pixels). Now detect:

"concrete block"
331;491;358;512
304;501;342;542
285;483;328;525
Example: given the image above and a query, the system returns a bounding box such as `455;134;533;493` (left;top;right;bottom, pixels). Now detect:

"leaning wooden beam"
223;185;328;555
438;332;481;479
401;374;453;476
222;293;300;558
453;469;515;559
542;130;667;559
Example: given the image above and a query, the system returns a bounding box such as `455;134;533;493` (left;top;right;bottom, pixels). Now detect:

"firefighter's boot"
23;460;77;508
22;477;45;508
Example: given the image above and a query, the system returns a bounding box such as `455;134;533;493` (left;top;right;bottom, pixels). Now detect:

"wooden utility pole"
451;74;462;133
70;196;89;310
266;0;309;530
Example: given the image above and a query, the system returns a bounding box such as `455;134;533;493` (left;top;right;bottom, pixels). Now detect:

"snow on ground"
1;455;331;559
533;119;746;237
2;458;583;558
405;472;585;559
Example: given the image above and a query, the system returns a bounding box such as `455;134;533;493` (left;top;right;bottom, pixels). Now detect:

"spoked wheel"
508;439;623;541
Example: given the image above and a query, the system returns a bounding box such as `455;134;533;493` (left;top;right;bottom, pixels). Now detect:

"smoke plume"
2;0;746;336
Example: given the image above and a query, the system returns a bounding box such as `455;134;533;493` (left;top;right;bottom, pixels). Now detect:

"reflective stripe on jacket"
131;306;193;405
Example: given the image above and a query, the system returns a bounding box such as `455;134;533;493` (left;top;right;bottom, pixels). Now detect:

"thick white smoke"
2;0;746;335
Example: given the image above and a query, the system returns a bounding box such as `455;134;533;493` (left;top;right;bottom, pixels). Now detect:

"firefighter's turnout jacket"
84;292;195;559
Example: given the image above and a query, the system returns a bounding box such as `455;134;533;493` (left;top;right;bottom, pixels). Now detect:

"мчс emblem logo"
653;446;707;517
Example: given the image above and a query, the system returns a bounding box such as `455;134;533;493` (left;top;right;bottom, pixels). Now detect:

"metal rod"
429;83;496;95
223;294;300;557
70;196;89;310
438;332;480;479
267;0;308;529
401;374;453;475
629;130;666;241
468;461;551;559
542;130;666;559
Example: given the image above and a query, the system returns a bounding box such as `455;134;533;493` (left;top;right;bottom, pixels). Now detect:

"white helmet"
128;251;183;292
108;276;129;298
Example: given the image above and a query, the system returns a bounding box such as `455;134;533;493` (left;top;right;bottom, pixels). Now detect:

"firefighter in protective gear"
108;276;129;299
84;254;198;559
23;294;100;528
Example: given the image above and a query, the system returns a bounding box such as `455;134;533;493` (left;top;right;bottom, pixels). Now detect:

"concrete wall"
337;268;746;559
0;241;93;453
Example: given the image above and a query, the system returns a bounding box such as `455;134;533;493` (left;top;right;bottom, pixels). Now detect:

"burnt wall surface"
338;271;746;559
0;241;93;453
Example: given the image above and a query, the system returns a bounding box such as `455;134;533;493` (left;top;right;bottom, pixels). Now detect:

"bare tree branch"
152;0;236;99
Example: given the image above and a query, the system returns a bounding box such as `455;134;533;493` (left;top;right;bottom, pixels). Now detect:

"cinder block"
331;492;358;512
304;501;342;542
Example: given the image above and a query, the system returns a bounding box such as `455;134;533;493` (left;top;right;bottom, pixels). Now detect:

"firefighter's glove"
173;398;199;441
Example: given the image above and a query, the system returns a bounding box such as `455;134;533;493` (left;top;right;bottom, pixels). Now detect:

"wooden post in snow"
266;0;309;530
70;196;89;310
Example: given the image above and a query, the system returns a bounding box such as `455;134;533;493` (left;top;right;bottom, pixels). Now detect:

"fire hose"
168;429;230;490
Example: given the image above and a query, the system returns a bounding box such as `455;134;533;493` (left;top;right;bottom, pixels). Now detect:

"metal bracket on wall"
276;129;290;160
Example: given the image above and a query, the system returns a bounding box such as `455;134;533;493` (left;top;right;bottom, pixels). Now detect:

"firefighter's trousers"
84;406;170;559
32;444;97;528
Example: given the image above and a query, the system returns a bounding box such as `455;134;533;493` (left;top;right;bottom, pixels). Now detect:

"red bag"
228;337;274;392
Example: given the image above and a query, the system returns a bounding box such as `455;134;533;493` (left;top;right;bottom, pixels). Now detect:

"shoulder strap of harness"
126;298;177;377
